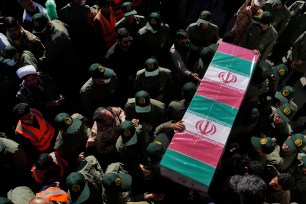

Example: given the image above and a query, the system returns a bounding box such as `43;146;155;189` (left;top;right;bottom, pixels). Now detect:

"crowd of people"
1;0;306;203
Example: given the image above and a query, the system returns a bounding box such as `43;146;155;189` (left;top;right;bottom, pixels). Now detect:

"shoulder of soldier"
168;100;184;107
136;68;145;76
125;98;136;110
138;26;148;35
209;23;219;30
150;99;166;110
186;22;198;31
159;67;171;74
0;138;19;153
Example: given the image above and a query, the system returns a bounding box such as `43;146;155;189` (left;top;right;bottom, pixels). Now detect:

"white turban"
16;65;37;79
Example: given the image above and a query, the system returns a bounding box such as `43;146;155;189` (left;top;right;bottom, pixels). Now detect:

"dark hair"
35;153;54;170
4;16;20;29
13;103;30;119
237;175;267;204
278;173;294;191
248;161;265;177
176;29;189;40
222;31;235;43
116;28;131;40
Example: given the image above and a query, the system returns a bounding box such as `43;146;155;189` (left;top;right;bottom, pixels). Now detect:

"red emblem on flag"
218;72;237;84
195;120;216;136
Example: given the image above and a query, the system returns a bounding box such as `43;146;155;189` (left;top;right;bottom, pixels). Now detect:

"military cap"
66;172;90;204
118;120;137;146
275;86;295;103
253;11;272;24
145;133;169;165
251;136;276;154
197;10;212;25
54;113;82;134
272;64;288;81
148;12;161;28
88;63;113;79
182;82;197;102
0;45;18;63
32;13;49;34
121;2;137;16
135;90;151;113
273;0;287;5
144;57;159;77
284;134;306;153
276;102;297;123
0;197;14;204
102;172;132;192
252;61;272;84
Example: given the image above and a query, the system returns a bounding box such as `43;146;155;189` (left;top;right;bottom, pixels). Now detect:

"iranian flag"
160;42;259;191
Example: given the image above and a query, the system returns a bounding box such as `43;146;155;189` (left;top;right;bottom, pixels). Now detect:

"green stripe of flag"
188;94;238;127
211;52;253;77
161;149;215;187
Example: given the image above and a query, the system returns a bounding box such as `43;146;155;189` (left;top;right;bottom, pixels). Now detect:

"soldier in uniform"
116;120;148;183
0;45;39;69
115;2;146;40
134;57;172;105
80;63;120;125
31;13;79;112
66;171;102;204
286;31;306;86
256;102;296;146
136;12;171;67
4;16;45;60
167;82;197;122
265;134;305;178
240;11;278;60
262;0;290;36
0;137;32;196
186;10;219;48
269;0;306;64
124;90;167;140
54;112;90;168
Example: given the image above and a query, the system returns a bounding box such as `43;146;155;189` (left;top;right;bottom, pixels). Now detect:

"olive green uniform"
134;67;172;103
115;15;146;39
186;23;219;48
263;1;290;36
80;74;120;122
124;98;167;139
240;22;278;60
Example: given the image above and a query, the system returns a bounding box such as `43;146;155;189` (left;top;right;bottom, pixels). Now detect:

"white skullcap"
16;65;37;79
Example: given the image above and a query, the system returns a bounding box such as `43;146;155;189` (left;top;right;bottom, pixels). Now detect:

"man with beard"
240;11;278;60
17;0;47;31
169;29;201;99
186;10;219;48
15;65;65;121
262;0;290;36
255;102;297;146
4;16;45;60
136;12;171;67
105;28;139;104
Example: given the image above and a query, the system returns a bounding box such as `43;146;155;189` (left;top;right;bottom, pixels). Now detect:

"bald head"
29;197;52;204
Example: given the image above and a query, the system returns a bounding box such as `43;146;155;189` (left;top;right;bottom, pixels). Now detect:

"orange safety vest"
111;0;124;21
94;7;116;48
32;151;69;183
36;186;68;202
49;151;69;178
15;108;55;152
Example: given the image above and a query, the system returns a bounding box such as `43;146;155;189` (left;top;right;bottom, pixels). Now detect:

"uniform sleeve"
292;32;306;61
169;45;192;76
